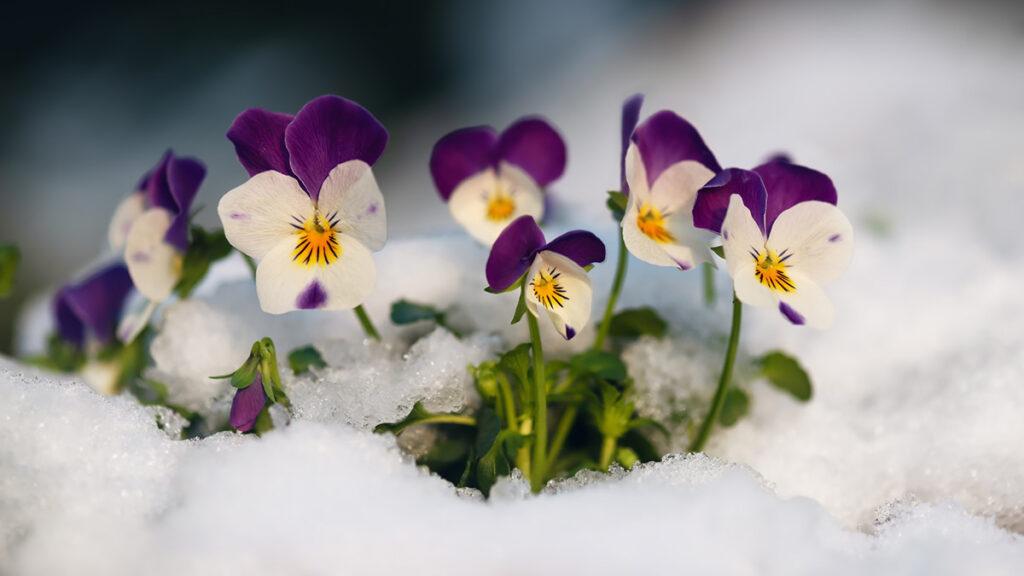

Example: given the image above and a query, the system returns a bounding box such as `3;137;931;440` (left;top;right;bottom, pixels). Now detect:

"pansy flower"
219;95;388;314
53;263;134;394
119;151;206;302
621;110;721;270
486;216;605;340
230;372;268;433
430;117;566;245
693;161;853;328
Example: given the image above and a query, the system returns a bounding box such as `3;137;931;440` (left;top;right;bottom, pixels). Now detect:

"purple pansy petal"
485;215;546;291
779;302;806;325
146;151;176;212
58;264;134;345
54;292;85;348
164;212;191;253
764;152;793;165
230;373;268;432
754;160;837;235
146;152;205;219
565;326;577;340
296;281;328;310
227;108;295;177
632;111;721;189
430;126;499;201
693;168;768;235
495;117;567;188
620;94;644;194
543;230;606;268
285;95;388;202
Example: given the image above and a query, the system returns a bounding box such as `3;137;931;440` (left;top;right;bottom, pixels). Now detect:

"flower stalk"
593;230;628;351
526;304;548;492
354;305;382;341
689;293;742;453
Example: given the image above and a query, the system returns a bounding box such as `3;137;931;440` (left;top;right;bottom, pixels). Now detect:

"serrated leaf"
609;307;667;339
288;345;326;375
570;349;627;381
718;387;750;426
390;299;443;325
758;351;812;401
0;245;20;297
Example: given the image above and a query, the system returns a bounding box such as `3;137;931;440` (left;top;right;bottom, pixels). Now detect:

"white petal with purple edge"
721;195;767;277
448;166;544;245
218;171;315;260
125;208;181;301
623;143;650;197
777;271;834;329
317;160;387;251
767;200;853;284
255;234;376;314
108;192;146;250
524;250;592;340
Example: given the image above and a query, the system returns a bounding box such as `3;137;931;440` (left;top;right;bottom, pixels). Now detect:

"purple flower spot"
675;260;692;271
229;211;251;221
366;202;379;215
130;251;151;264
296;281;328;309
723;229;730;241
779;302;805;325
564;326;577;340
828;233;842;243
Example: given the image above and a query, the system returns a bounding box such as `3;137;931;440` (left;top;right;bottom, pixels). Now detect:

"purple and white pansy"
118;151;206;302
486;216;605;340
430;117;566;245
219;95;389;314
621;110;721;271
694;160;853;328
53;263;134;394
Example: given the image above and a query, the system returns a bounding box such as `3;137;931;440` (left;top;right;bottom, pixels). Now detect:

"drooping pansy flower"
120;151;206;302
693;161;853;328
621;110;721;271
486;216;605;340
53;263;134;394
230;372;268;432
430;117;566;245
219;95;388;314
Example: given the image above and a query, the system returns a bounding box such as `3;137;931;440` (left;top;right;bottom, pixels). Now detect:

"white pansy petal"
624;143;650;198
622;192;703;269
317;160;387;251
732;260;777;308
721;194;766;277
116;300;158;344
218;171;314;260
524;251;593;340
649;160;715;214
255;234;376;314
108;192;146;250
81;360;121;396
767;201;853;284
449;168;544;245
125;208;181;301
777;272;834;329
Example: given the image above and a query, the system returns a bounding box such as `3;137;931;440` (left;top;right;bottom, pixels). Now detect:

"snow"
5;0;1024;572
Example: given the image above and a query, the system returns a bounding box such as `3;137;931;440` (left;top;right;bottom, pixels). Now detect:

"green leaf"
718;387;750;426
288;345;326;375
757;351;813;401
390;299;443;325
175;227;233;299
23;334;86;373
589;381;635;439
374;402;475;435
570;349;627;381
609;307;667;339
498;343;532;388
510;289;528;325
606;190;627;221
710;245;725;258
0;245;20;297
253;406;274;435
476;427;528;496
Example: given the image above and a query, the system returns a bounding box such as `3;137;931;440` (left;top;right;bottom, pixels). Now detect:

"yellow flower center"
636;202;675;244
292;211;341;267
486;191;516;222
752;247;796;293
531;267;569;310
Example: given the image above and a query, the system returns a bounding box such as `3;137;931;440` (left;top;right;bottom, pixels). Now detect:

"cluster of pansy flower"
22;91;851;495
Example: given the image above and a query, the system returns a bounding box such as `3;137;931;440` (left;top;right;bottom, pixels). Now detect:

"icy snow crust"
6;1;1024;573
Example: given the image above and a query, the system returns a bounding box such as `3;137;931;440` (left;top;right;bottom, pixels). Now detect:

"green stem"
415;414;476;427
353;305;381;341
546;405;578;472
497;374;517;430
689;294;743;453
593;230;629;351
599;435;617;471
526;311;547;492
702;262;716;307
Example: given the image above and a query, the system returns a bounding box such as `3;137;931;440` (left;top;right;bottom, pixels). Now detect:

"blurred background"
1;0;1023;353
